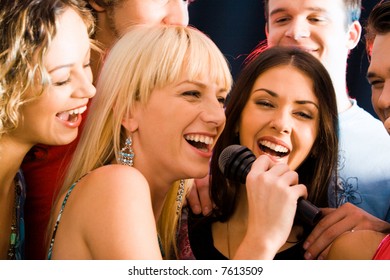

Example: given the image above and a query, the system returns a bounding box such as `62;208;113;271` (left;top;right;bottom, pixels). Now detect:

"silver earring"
118;136;134;167
176;179;185;215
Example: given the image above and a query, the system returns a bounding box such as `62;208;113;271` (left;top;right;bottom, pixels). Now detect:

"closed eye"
368;79;384;89
216;96;226;108
294;111;313;120
54;78;71;86
256;100;274;108
182;90;200;98
274;16;291;24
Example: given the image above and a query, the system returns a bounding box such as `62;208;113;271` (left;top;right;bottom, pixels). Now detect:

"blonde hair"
0;0;94;139
61;25;232;258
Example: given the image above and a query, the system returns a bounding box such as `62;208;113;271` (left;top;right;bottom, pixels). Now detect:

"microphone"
218;144;322;226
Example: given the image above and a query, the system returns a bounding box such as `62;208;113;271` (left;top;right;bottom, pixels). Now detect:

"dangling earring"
176;179;185;215
118;136;134;167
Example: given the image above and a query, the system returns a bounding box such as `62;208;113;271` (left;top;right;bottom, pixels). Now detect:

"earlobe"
121;116;139;133
347;21;362;50
88;0;106;12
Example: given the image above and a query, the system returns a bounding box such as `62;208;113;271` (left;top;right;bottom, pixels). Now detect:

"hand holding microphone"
218;145;322;226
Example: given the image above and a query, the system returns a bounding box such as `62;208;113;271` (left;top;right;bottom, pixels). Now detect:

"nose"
163;1;189;26
200;98;226;128
375;81;390;119
73;67;96;99
269;109;292;134
376;82;390;110
285;18;310;41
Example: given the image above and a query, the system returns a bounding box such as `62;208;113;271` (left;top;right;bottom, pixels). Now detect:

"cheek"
238;116;260;148
371;91;381;111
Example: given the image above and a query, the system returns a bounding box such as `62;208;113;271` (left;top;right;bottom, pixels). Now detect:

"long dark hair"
210;46;339;221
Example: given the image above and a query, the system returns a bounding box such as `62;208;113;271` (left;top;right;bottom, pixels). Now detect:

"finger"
194;175;213;215
186;182;201;215
304;210;354;259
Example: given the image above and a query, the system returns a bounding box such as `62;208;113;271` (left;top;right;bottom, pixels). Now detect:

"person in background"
263;0;390;259
0;0;96;259
181;46;339;259
21;0;194;259
327;0;390;260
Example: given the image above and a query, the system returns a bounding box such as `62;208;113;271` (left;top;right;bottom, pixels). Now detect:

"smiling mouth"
56;105;87;123
259;140;289;158
184;134;214;153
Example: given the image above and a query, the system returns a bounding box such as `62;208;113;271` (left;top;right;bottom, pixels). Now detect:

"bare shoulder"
79;164;149;197
327;230;386;260
52;165;158;259
70;164;153;220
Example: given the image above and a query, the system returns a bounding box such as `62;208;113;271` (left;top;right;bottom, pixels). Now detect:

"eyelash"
183;91;226;106
369;80;384;88
54;78;71;86
183;90;200;98
53;62;91;86
256;100;313;119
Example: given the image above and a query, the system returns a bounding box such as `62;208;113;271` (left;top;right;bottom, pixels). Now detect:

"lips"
184;134;214;153
56;105;87;123
258;139;290;158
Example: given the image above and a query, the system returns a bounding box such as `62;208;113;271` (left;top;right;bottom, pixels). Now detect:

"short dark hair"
365;0;390;56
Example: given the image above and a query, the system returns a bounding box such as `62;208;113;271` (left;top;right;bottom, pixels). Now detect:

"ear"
121;104;140;133
121;115;139;133
265;22;269;38
88;0;106;12
346;20;362;50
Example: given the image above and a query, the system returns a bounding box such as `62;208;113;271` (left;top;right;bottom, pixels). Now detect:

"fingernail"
303;241;309;250
304;251;312;260
318;255;324;260
193;205;201;214
203;206;210;215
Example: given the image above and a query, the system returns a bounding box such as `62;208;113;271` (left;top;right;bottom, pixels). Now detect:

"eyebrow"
47;48;91;74
48;64;73;74
254;88;319;109
270;7;326;17
177;80;228;93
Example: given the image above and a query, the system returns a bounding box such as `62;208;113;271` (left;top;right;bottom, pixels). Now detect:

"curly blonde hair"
0;0;94;138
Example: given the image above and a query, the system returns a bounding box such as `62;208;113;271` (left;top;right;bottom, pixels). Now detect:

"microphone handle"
296;198;322;226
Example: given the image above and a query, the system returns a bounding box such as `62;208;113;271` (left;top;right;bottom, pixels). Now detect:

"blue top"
328;100;390;222
12;170;26;260
47;180;77;260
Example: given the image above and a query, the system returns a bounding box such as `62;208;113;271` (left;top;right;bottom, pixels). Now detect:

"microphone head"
218;145;256;184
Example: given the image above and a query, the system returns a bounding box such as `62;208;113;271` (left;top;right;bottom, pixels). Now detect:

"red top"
373;234;390;260
21;105;88;260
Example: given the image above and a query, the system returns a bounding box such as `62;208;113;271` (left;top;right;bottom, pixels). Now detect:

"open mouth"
258;140;289;158
184;134;214;153
56;105;87;123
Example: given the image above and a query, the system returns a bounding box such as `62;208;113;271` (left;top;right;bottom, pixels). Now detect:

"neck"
330;70;353;113
141;170;174;222
91;15;117;81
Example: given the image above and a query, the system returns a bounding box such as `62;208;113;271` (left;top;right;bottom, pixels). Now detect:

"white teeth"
65;106;87;116
260;140;288;153
185;134;214;145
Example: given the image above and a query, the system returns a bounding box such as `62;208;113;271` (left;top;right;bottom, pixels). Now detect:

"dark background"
188;0;381;118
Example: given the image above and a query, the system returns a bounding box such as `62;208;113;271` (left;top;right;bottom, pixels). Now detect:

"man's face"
266;0;360;84
367;33;390;134
106;0;189;37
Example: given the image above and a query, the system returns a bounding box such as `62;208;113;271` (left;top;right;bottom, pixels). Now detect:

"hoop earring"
176;179;185;215
118;136;135;167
